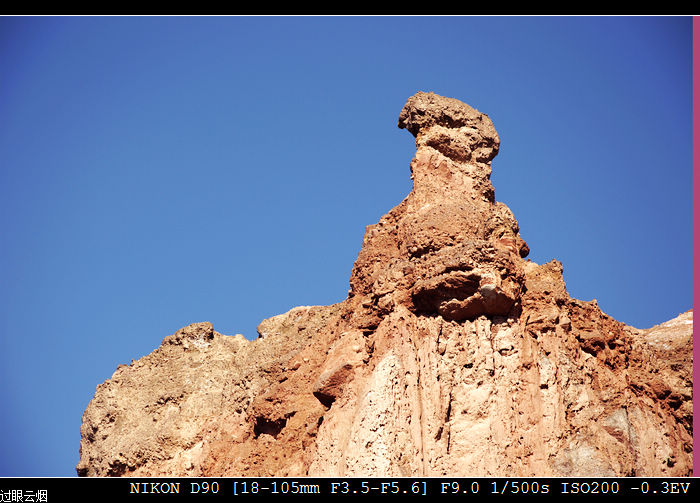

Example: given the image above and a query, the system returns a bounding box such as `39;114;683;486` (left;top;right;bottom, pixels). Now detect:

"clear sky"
0;16;692;476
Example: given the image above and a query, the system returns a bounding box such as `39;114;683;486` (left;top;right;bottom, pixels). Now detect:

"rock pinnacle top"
398;91;500;164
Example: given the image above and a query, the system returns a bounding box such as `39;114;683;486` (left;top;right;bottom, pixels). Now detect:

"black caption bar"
0;477;695;500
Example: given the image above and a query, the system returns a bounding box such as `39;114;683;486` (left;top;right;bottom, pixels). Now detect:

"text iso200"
560;481;620;494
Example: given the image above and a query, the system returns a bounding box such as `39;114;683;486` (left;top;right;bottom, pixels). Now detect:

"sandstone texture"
77;92;693;477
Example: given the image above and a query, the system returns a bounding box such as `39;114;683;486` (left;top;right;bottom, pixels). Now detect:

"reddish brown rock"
77;92;693;477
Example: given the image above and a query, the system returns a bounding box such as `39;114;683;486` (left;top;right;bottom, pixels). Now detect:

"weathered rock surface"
77;92;693;477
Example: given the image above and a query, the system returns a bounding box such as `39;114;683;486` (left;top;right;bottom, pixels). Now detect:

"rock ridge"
77;92;693;477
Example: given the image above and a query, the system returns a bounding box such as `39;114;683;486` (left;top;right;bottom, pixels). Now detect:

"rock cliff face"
77;92;693;477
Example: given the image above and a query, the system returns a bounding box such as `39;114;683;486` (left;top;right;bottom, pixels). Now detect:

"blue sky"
0;16;692;476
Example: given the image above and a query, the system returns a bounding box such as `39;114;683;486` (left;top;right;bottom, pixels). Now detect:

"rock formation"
77;92;693;477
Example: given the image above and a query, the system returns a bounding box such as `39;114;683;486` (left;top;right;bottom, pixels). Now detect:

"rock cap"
398;91;500;164
398;92;497;137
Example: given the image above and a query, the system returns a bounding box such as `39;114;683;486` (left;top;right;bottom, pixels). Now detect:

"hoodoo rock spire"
77;93;692;477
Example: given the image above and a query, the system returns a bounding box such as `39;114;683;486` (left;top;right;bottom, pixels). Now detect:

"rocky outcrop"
77;92;693;477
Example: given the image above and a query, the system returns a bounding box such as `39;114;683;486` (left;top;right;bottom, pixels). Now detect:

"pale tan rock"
77;92;692;477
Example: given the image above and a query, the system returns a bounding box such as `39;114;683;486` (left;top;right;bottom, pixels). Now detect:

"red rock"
77;92;693;477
